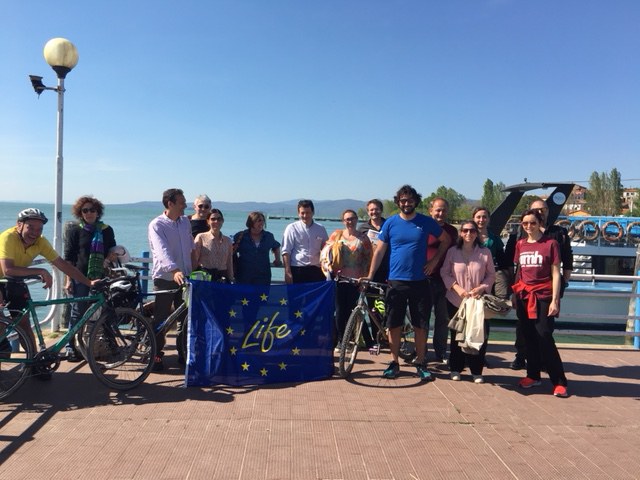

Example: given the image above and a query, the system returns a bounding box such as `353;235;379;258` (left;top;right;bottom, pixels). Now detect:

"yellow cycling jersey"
0;227;59;277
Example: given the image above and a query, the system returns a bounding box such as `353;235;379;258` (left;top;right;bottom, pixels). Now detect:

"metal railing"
490;272;640;349
28;254;640;350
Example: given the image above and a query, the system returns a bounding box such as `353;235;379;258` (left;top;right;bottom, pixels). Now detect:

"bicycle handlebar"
335;275;388;293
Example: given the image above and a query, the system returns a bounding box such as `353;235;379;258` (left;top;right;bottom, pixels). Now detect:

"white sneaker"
473;375;484;384
450;371;461;381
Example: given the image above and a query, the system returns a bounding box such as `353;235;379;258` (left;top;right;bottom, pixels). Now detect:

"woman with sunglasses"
512;209;568;397
192;209;234;283
326;209;372;347
440;220;495;383
63;196;116;361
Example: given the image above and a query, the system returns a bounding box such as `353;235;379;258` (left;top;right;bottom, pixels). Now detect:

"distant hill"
115;199;367;218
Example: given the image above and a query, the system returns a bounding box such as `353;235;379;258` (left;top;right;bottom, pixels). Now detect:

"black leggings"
515;296;567;386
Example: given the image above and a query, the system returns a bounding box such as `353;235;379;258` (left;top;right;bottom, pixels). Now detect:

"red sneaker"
518;377;542;389
553;385;569;398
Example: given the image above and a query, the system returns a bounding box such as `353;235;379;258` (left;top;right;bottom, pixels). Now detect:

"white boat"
489;182;640;347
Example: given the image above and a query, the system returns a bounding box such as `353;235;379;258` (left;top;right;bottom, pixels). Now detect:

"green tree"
609;168;623;215
383;199;398;216
480;179;507;212
423;186;466;215
585;168;623;215
454;203;473;222
515;194;539;217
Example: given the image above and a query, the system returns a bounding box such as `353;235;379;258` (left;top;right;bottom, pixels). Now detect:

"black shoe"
510;357;526;370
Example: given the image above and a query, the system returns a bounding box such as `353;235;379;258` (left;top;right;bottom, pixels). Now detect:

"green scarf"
83;221;105;280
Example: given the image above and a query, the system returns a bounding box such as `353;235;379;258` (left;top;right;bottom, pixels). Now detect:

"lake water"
0;201;346;284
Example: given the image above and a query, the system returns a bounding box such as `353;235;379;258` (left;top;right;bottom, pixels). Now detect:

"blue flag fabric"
185;280;335;387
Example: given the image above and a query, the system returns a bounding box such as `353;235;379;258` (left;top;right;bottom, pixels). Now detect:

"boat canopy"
489;182;575;236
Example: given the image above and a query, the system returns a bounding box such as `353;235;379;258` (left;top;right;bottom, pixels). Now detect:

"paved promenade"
1;342;639;480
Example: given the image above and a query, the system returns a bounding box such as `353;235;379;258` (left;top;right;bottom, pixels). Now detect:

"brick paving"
1;342;639;480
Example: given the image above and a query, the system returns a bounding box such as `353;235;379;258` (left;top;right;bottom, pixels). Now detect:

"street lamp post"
29;38;78;327
29;37;79;256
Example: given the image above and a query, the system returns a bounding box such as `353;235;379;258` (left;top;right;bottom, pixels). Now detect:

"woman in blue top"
233;212;282;285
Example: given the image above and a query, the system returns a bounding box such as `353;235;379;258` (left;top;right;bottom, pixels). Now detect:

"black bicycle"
336;276;414;378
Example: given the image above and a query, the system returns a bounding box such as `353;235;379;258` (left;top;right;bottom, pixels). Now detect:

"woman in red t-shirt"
512;209;568;398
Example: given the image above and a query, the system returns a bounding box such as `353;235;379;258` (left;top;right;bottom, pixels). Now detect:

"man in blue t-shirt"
364;185;451;381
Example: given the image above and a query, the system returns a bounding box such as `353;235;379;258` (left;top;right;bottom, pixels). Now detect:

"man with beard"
363;185;450;381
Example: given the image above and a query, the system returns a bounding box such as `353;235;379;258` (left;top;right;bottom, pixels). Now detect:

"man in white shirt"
281;200;328;284
148;188;195;371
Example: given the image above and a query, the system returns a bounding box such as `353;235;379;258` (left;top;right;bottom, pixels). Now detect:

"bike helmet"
110;279;133;294
17;208;48;224
109;245;131;265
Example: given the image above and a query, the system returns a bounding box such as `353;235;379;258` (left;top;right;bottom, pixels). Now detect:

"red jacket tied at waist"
512;279;553;319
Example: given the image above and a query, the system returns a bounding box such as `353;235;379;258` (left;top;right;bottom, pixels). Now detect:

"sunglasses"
344;217;358;222
461;228;477;234
81;208;97;214
209;217;223;221
521;221;538;227
197;204;211;210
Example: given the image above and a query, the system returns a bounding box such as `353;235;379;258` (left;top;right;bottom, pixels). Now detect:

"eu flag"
185;280;335;386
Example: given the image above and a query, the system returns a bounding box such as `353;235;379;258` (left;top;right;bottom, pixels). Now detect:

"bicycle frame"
149;284;189;338
2;292;106;358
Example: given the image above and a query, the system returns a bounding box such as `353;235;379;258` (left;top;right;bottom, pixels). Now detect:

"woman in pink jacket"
440;220;495;383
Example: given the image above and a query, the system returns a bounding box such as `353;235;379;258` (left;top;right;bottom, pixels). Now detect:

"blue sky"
1;1;638;205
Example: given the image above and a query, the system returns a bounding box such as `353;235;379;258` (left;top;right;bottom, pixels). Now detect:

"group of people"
277;185;572;396
147;189;283;370
0;184;572;396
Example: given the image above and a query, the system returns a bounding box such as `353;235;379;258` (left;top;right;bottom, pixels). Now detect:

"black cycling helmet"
17;208;49;224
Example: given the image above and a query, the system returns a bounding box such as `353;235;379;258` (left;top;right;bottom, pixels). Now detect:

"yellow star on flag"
241;298;249;306
260;293;268;301
294;310;303;318
291;347;300;355
229;309;237;318
226;326;234;335
260;368;268;376
300;329;306;336
279;362;287;370
241;362;250;371
229;346;237;355
279;298;287;306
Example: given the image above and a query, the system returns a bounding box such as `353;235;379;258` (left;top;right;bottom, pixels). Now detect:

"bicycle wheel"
74;305;105;361
338;308;365;378
398;312;416;362
87;307;156;390
0;319;35;400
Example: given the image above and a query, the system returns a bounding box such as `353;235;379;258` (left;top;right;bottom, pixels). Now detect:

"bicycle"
151;269;231;361
0;276;157;400
336;276;414;378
